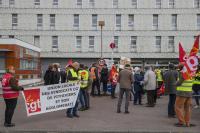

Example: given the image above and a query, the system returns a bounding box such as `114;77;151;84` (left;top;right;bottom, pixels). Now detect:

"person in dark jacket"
133;67;144;105
60;68;67;83
163;63;178;118
101;64;109;96
52;64;61;84
44;64;54;85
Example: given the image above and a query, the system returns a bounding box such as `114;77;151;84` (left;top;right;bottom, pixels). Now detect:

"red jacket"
1;73;19;99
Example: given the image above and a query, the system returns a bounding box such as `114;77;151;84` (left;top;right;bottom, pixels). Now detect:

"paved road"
0;94;200;133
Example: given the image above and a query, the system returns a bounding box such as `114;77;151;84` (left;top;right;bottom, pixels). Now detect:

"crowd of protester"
1;61;199;127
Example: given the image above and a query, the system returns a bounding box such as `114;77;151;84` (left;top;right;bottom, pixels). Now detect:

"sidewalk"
0;95;199;133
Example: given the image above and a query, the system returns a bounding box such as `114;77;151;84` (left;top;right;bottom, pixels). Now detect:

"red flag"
109;65;118;82
179;43;187;63
67;59;73;66
189;35;199;56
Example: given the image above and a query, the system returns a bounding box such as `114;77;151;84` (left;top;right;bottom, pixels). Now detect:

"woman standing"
1;66;24;127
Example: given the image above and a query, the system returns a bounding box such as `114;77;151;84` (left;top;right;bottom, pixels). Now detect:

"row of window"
1;0;200;8
1;35;198;53
50;36;176;52
20;59;38;70
10;14;200;30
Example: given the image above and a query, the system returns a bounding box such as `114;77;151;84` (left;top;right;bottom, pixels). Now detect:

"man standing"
175;64;195;127
163;63;178;118
143;66;156;107
78;64;90;111
1;66;24;127
117;64;133;114
66;62;80;118
101;64;109;96
90;63;100;96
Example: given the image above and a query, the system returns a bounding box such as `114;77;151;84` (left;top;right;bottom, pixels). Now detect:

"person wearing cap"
163;63;178;118
143;66;156;107
117;64;134;114
174;63;195;127
66;62;80;118
1;66;24;127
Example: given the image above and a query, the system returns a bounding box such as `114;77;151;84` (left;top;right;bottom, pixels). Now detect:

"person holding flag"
174;63;195;127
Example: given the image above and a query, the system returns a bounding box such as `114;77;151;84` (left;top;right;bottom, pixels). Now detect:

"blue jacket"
134;73;144;92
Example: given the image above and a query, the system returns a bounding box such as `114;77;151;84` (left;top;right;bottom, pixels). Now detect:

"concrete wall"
0;0;200;58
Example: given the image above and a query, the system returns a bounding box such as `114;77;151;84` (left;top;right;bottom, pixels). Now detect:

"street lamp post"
98;21;105;58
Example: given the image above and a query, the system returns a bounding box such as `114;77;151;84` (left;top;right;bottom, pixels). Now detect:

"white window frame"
50;14;55;30
114;36;119;52
156;0;161;8
34;35;40;46
130;36;137;52
155;36;161;52
77;0;82;8
89;36;95;52
116;14;121;30
194;0;200;8
132;0;137;8
197;14;200;30
73;14;79;30
34;0;40;6
12;14;17;29
169;0;175;8
76;36;82;51
52;36;58;51
168;36;174;52
92;14;97;30
9;0;15;7
37;14;43;30
113;0;118;8
128;14;134;28
53;0;58;7
171;14;177;30
153;14;158;30
89;0;95;8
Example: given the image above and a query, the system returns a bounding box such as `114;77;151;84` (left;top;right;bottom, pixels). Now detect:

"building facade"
0;0;200;69
0;38;41;79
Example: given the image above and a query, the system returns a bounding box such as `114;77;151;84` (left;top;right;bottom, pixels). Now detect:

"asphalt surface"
0;93;200;133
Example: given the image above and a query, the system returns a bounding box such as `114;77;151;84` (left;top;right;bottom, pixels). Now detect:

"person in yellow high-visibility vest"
174;63;195;127
78;64;90;111
192;65;200;109
154;68;163;103
66;62;80;118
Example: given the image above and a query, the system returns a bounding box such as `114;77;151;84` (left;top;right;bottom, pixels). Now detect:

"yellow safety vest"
68;69;78;83
193;72;200;85
177;80;193;92
78;70;89;89
156;69;163;82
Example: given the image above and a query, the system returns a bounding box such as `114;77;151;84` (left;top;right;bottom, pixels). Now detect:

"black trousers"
91;80;100;95
168;94;176;116
102;81;108;93
4;98;18;124
147;90;155;106
193;84;200;106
